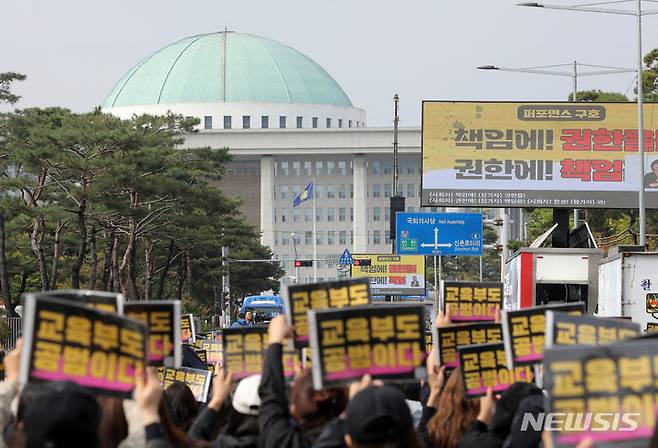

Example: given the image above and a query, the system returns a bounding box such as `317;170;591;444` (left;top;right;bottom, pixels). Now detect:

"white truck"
597;246;658;331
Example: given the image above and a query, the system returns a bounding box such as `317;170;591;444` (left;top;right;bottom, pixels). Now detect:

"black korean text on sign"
459;342;534;398
222;326;299;381
194;339;223;365
502;302;585;369
434;322;503;371
181;314;196;344
19;294;147;398
158;366;212;402
544;340;658;446
124;301;181;367
545;311;640;349
308;304;426;389
38;289;124;314
284;278;371;349
442;281;503;322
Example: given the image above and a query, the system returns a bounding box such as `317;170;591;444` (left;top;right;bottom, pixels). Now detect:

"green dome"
103;32;353;108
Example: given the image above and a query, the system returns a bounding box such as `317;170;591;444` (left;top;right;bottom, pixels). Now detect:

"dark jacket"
418;406;437;448
189;407;259;448
258;343;319;448
312;418;346;448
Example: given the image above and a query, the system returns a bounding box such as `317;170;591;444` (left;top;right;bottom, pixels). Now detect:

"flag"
293;182;313;207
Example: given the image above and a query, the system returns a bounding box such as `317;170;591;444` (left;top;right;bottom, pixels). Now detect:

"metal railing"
0;317;22;350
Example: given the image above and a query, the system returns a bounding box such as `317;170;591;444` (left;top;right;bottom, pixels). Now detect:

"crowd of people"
1;313;654;448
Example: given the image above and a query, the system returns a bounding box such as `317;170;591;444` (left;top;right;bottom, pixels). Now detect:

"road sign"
339;249;354;265
396;212;483;256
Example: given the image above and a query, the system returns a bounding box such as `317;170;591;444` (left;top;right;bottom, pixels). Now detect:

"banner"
544;340;658;446
434;322;503;370
193;338;223;365
181;314;196;344
38;289;124;313
19;294;147;398
647;322;658;333
222;326;299;381
308;304;426;389
545;311;640;349
351;254;426;296
124;301;181;367
158;366;212;402
284;278;371;348
442;281;503;322
459;342;534;397
422;101;658;209
502;302;585;369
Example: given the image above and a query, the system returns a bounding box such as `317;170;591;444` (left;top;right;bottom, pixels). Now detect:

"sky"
1;0;649;126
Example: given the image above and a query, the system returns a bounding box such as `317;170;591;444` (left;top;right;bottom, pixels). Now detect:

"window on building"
281;208;289;223
327;185;336;199
243;115;250;129
348;120;353;128
273;185;278;200
292;161;300;176
338;161;346;176
372;184;381;198
338;119;343;128
338;184;347;199
316;233;325;245
327;231;335;245
339;230;347;245
274;208;277;223
316;207;323;222
293;184;301;197
373;207;381;221
204;116;213;129
281;233;290;246
327;161;335;176
339;207;346;222
385;207;390;221
371;160;381;175
384;159;392;174
327;207;335;222
373;230;381;245
261;116;269;128
407;159;415;174
350;184;354;198
304;208;312;223
223;116;232;129
296;116;303;128
312;117;318;128
303;161;312;176
315;161;323;176
293;208;300;223
279;116;287;129
280;185;289;200
315;184;323;199
350;231;354;244
385;230;390;241
326;118;332;128
350;207;354;222
384;184;392;198
280;162;289;176
408;206;416;213
407;184;416;197
305;231;313;245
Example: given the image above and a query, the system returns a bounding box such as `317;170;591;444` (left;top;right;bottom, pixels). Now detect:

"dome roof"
103;32;353;109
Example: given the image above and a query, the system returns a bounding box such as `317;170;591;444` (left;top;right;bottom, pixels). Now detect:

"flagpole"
312;178;317;282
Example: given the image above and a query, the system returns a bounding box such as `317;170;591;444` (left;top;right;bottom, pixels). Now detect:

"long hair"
97;397;128;448
157;401;210;448
290;369;348;430
163;381;200;432
426;367;480;448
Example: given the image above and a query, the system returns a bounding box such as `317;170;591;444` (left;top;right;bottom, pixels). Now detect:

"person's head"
491;382;543;436
290;369;348;429
157;400;210;448
163;381;199;432
224;375;262;436
245;310;253;322
21;381;101;448
427;367;480;448
344;386;422;448
652;159;658;175
97;397;128;448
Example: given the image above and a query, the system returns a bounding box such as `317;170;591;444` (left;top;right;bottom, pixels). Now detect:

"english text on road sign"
396;212;483;256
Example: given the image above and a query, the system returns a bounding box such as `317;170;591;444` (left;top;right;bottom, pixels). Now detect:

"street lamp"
477;61;635;232
518;0;658;246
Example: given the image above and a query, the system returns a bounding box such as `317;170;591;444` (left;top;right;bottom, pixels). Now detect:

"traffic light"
295;260;313;267
353;258;372;266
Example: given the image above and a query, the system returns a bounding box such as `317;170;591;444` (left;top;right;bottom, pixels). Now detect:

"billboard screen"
351;254;425;296
422;101;658;209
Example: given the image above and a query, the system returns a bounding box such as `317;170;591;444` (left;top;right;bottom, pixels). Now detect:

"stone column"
260;155;275;248
353;154;368;252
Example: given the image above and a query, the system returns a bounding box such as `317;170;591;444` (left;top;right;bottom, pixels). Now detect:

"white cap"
232;374;262;416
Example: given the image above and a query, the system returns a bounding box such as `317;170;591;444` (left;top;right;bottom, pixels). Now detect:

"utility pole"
221;246;231;326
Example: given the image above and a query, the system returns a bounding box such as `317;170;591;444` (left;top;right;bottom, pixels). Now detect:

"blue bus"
239;295;284;324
